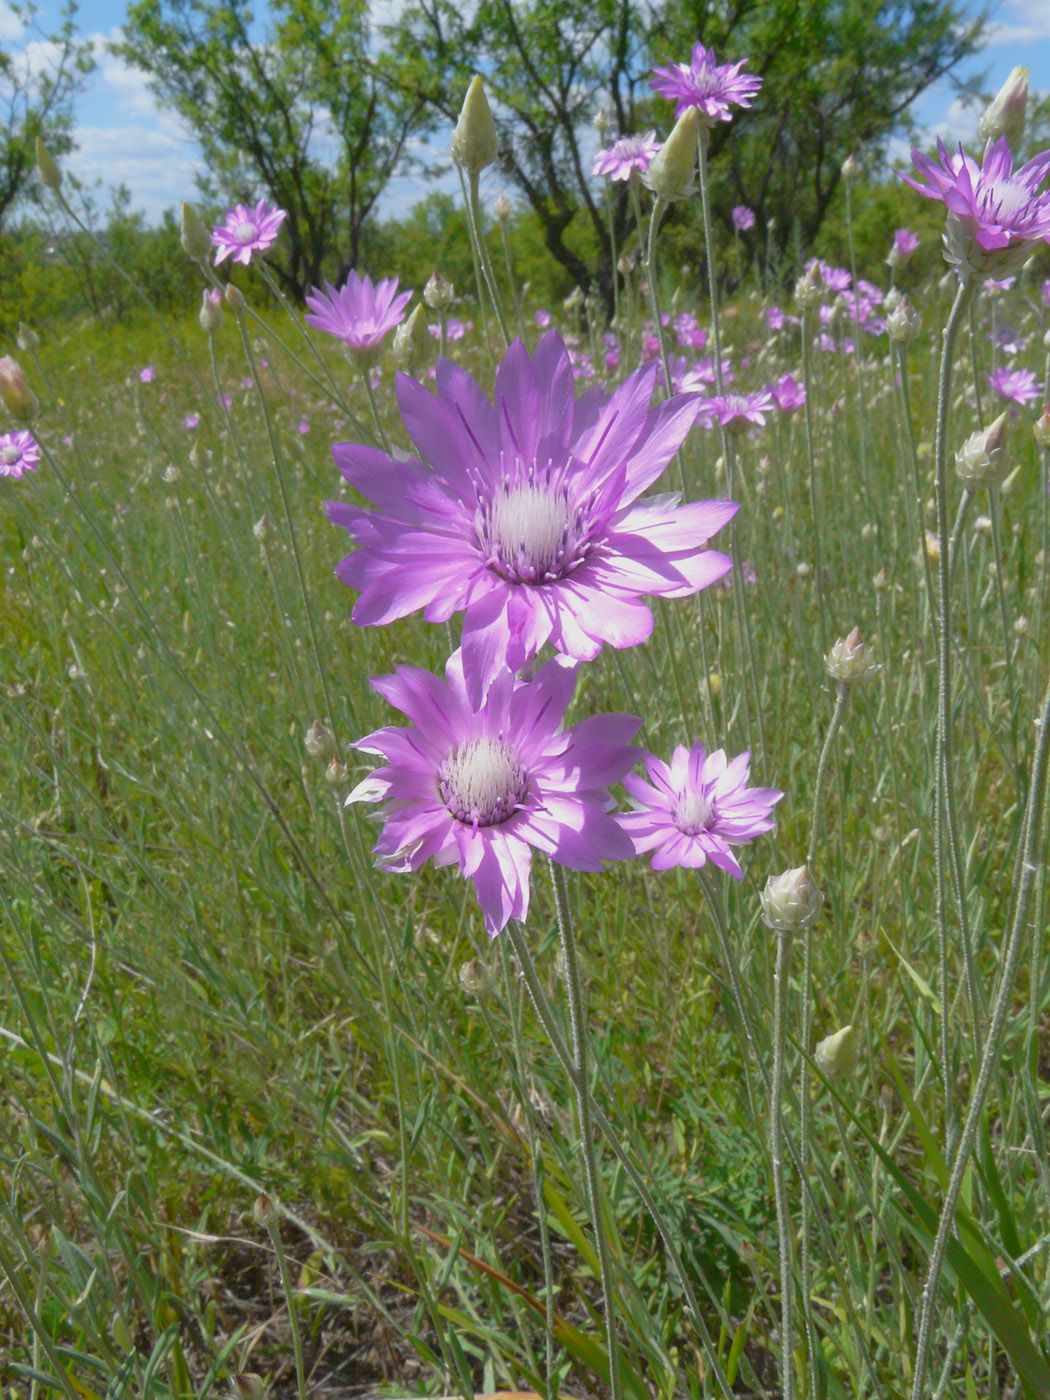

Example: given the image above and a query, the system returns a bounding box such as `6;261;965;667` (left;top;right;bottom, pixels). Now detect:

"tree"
381;0;988;300
0;1;94;232
113;0;426;297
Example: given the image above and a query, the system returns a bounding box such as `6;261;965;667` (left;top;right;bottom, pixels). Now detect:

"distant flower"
903;136;1050;278
139;366;155;383
534;309;552;328
328;331;737;703
0;429;40;478
305;271;412;363
987;365;1042;411
211;198;287;266
1042;278;1050;308
732;204;756;231
297;418;311;435
650;43;762;124
618;740;781;876
808;258;851;294
768;372;805;413
889;227;919;266
698;389;774;433
183;413;200;430
347;651;639;935
593;131;661;181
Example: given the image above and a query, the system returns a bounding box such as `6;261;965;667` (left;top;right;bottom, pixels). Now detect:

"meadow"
2;69;1050;1400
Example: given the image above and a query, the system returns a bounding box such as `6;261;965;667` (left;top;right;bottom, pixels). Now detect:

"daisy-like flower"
987;365;1042;411
619;740;781;876
768;372;805;414
650;43;762;124
697;389;774;434
304;271;412;364
211;198;287;266
0;429;40;478
903;137;1050;278
328;331;737;703
348;651;640;935
732;204;756;231
888;226;919;268
139;366;155;383
593;131;661;181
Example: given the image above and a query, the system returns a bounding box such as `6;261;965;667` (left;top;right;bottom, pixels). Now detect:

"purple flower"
768;372;805;413
139;366;155;383
593;131;661;181
903;137;1050;278
807;258;851;294
1041;278;1050;309
619;740;781;876
534;309;552;328
348;651;640;935
212;198;287;266
650;43;762;123
732;204;756;231
698;390;774;433
890;227;919;263
987;366;1042;411
183;413;200;430
328;331;737;703
305;271;412;362
0;429;40;478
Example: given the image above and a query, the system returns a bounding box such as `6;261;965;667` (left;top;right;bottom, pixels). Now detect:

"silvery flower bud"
224;283;245;313
594;106;611;142
391;304;431;373
458;957;493;997
199;287;223;333
760;865;824;932
424;271;454;310
956;411;1009;489
814;1024;861;1080
325;756;349;789
825;626;881;685
16;323;39;352
304;720;333;758
252;514;270;542
450;75;499;174
1033;405;1050;449
884;286;902;314
841;153;860;182
252;1193;279;1228
644;107;700;201
794;261;824;310
493;193;512;222
886;295;922;344
35;137;62;192
180;201;212;263
0;356;38;422
977;65;1029;150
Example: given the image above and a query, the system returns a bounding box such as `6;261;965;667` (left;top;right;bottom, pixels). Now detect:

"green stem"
467;169;512;349
265;1210;308;1400
771;928;796;1400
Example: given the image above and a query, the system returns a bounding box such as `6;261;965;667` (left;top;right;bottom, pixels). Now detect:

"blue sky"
2;0;1049;225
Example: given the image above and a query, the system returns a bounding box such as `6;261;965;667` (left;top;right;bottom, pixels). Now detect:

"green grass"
1;257;1049;1400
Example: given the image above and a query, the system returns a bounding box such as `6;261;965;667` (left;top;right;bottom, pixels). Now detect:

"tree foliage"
0;0;94;232
113;0;426;296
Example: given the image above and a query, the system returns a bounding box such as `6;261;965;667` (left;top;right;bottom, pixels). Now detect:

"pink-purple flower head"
903;137;1050;278
593;131;661;182
328;331;738;704
211;198;287;266
732;204;756;231
0;429;39;478
348;650;640;935
650;42;762;124
987;365;1042;412
305;271;412;363
697;389;774;434
619;740;781;876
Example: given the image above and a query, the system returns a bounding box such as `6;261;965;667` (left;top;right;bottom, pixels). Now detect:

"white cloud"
985;0;1050;43
65;123;203;219
0;0;22;41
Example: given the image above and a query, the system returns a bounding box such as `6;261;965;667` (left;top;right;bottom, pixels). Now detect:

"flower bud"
35;137;62;192
0;356;38;422
391;304;431;374
224;283;246;313
199;288;223;333
252;513;270;542
424;271;454;310
814;1024;861;1080
304;720;333;758
16;323;39;352
884;286;902;314
180;201;212;263
493;193;512;222
450;75;499;174
760;865;824;933
841;153;860;182
977;66;1029;150
458;957;493;997
325;756;349;789
644;106;700;201
955;411;1009;489
594;106;611;142
825;626;881;685
886;295;922;344
794;261;824;310
1033;405;1050;449
252;1193;279;1228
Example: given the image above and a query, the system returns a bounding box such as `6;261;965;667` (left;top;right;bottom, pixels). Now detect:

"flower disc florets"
328;331;737;703
593;131;661;182
903;138;1050;279
211;198;287;266
348;651;640;934
0;429;39;478
650;42;762;124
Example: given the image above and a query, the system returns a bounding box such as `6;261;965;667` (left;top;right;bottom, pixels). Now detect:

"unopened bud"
644;106;700;201
594;106;611;142
884;286;902;314
0;356;38;422
252;1193;279;1228
794;261;824;310
493;193;512;221
886;295;922;344
304;720;333;758
199;288;223;333
955;411;1009;488
825;626;881;684
458;957;493;997
325;756;349;789
760;865;823;933
841;153;860;182
16;323;39;352
814;1024;861;1080
1014;614;1030;637
35;138;62;192
252;514;270;542
224;283;245;314
391;304;431;373
977;65;1029;150
424;272;454;311
450;75;499;174
873;565;890;592
232;1376;268;1400
180;201;212;263
1033;405;1050;449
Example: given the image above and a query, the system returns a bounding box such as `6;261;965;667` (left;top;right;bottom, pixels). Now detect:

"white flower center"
440;737;528;827
0;445;20;466
673;790;714;836
233;219;259;243
482;480;585;585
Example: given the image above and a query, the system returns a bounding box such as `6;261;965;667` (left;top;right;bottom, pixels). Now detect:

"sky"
2;0;1050;227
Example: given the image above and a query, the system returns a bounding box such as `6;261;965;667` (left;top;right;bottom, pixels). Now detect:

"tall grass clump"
2;56;1050;1400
